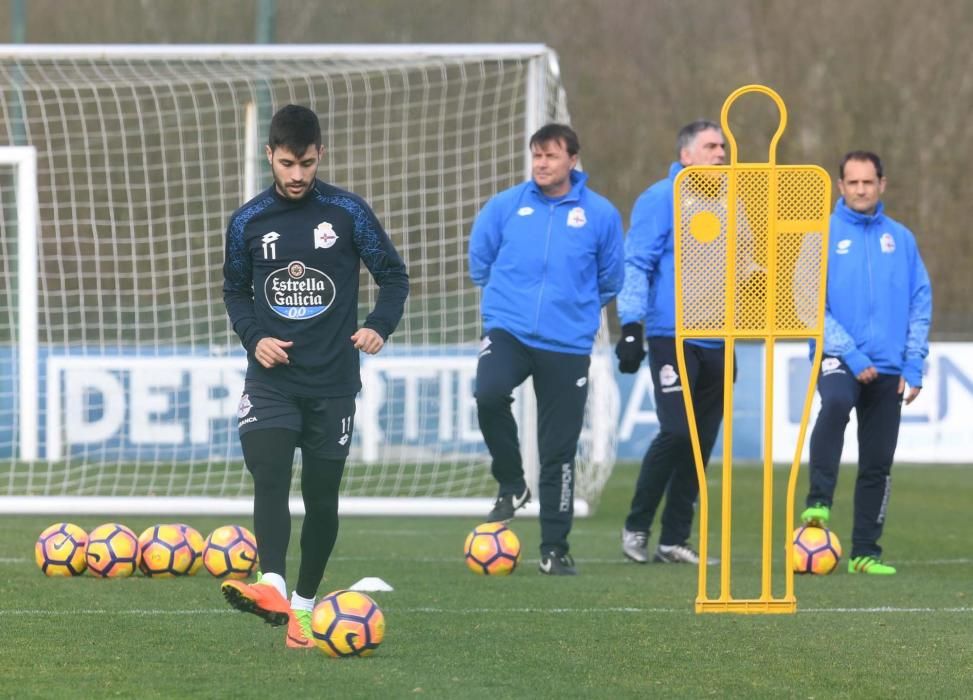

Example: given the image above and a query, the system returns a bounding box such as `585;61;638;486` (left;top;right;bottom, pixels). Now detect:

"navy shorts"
236;379;356;459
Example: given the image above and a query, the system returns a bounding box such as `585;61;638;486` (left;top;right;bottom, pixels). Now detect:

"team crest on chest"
879;232;895;254
566;207;587;228
314;221;339;249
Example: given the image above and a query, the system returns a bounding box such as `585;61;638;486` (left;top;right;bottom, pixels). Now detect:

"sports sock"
291;591;315;612
258;571;287;599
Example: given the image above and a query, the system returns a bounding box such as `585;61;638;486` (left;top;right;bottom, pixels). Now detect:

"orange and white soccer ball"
86;523;140;578
792;525;842;575
464;521;521;575
311;590;385;658
35;522;88;577
203;525;258;579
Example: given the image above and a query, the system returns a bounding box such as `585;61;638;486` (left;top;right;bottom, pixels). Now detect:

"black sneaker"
486;486;531;522
538;550;577;576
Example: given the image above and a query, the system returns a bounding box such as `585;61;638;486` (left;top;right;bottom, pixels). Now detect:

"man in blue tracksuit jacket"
469;123;624;576
615;120;728;566
801;151;932;575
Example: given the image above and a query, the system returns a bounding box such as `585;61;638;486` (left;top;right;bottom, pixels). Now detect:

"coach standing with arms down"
615;120;728;566
800;151;931;575
221;105;409;647
469;123;624;576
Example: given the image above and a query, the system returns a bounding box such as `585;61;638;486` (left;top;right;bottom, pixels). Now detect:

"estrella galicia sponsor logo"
264;260;336;320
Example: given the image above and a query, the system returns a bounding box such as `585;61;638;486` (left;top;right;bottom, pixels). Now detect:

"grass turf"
2;462;971;698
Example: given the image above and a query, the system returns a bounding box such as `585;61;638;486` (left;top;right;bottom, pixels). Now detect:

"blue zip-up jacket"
822;197;932;387
617;162;719;347
468;169;624;354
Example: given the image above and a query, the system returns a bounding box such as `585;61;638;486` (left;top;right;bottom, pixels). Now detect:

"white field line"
1;606;971;617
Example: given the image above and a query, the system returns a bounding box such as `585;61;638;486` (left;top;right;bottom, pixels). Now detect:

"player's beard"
273;170;316;200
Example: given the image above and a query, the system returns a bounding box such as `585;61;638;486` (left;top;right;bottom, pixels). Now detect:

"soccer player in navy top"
221;105;408;648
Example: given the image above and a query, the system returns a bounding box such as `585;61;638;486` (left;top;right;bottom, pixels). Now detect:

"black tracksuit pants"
475;328;590;556
624;337;727;547
807;359;902;559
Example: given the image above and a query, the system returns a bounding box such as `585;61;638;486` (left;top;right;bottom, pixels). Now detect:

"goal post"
0;44;616;516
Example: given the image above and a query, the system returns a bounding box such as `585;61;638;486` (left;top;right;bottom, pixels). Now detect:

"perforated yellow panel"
671;84;832;615
674;166;829;338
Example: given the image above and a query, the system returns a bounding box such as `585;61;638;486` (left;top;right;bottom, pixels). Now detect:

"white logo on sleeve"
517;206;534;216
314;221;339;249
567;207;587;228
836;239;852;255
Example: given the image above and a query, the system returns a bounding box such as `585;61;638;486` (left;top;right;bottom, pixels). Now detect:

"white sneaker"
654;543;717;566
621;528;649;563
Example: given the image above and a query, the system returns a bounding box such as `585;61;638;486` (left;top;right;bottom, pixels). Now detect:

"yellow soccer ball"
35;522;88;577
311;590;385;658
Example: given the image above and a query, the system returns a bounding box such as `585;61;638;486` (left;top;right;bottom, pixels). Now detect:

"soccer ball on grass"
173;523;206;575
464;521;521;575
138;524;196;577
86;522;140;578
792;525;842;575
203;525;258;579
35;522;88;577
311;590;385;658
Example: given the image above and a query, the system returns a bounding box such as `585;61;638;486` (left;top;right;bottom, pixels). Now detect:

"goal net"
0;44;617;515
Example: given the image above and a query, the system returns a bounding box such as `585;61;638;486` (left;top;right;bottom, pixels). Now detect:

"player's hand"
254;337;293;368
352;328;385;355
856;366;878;384
899;376;921;405
615;323;646;374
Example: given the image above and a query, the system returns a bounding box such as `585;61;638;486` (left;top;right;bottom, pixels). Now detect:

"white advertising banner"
772;342;973;464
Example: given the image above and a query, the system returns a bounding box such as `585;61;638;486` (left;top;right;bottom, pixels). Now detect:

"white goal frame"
0;44;614;516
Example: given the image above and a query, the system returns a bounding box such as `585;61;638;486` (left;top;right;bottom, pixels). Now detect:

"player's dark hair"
268;104;322;154
529;123;580;157
839;150;883;180
676;120;722;158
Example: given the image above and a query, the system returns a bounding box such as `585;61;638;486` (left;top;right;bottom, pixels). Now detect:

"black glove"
615;323;646;373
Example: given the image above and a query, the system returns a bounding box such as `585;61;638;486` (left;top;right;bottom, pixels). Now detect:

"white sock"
291;592;315;612
257;572;286;598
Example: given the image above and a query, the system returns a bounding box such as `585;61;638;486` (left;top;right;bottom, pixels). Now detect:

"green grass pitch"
2;462;971;698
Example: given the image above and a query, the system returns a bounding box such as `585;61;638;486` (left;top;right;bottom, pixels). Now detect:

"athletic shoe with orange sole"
285;609;314;649
221;576;290;627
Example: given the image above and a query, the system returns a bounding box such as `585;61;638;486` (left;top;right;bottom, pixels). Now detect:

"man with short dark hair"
469;122;624;575
800;151;931;575
221;104;409;646
615;120;728;566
